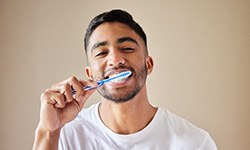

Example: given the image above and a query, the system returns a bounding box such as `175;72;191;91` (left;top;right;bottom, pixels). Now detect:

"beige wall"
1;0;249;149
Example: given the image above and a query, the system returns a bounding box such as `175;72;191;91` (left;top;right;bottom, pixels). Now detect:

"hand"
38;76;96;132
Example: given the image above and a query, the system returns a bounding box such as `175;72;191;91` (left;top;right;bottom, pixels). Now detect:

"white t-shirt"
59;103;217;150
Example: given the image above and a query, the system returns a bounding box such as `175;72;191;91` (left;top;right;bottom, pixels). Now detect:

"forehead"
87;22;145;52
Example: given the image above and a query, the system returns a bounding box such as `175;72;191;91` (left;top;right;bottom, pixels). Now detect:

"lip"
106;76;132;87
104;69;131;79
104;70;133;87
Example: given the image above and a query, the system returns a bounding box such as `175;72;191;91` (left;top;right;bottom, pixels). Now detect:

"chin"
98;85;142;103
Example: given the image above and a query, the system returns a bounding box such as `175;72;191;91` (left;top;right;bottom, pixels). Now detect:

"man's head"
84;9;148;57
84;9;153;103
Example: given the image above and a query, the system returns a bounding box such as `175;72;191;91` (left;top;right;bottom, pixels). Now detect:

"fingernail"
73;94;76;100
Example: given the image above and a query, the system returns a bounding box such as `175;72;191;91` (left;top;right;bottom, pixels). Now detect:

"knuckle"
40;92;46;100
59;94;65;100
40;91;52;103
40;90;49;99
69;76;78;83
51;82;58;88
63;83;70;91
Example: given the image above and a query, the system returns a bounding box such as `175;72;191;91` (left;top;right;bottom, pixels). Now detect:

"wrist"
35;123;61;140
33;123;61;150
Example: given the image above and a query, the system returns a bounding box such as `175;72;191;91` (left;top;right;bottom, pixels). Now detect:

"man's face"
85;22;153;103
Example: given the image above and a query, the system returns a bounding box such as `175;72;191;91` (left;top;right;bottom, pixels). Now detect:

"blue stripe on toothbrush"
72;71;132;94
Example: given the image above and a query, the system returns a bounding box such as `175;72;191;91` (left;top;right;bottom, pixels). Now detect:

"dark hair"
84;9;147;55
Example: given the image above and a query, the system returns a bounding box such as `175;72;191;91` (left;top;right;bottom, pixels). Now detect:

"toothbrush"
72;71;132;94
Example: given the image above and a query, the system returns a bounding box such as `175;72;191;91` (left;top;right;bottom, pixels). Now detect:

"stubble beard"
97;64;148;103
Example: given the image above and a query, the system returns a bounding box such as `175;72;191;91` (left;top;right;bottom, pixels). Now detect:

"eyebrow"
91;41;108;52
117;37;139;46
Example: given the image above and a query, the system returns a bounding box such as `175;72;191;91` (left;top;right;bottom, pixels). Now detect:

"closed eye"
120;47;135;52
95;51;108;57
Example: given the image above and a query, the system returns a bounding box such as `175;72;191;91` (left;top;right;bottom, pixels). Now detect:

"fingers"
76;80;97;107
41;76;96;109
41;90;66;108
63;84;74;103
67;76;84;100
39;76;97;132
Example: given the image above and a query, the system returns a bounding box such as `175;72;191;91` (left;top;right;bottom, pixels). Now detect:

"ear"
85;67;93;80
146;56;154;74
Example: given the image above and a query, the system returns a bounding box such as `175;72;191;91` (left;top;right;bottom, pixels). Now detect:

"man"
33;9;217;150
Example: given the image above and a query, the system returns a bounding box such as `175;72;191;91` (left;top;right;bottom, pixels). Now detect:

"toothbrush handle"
71;71;131;95
72;81;103;95
71;85;93;95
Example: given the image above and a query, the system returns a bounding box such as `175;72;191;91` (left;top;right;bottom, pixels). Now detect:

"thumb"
76;80;98;108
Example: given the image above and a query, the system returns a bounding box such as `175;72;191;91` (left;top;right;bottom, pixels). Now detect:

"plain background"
0;0;249;149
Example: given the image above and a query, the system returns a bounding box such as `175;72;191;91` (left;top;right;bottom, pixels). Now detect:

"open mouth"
105;70;133;83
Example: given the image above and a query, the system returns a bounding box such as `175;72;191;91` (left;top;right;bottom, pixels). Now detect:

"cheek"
89;58;102;69
90;61;105;78
133;56;146;69
91;63;100;71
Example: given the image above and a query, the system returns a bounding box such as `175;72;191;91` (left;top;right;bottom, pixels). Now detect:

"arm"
33;76;96;150
33;124;61;150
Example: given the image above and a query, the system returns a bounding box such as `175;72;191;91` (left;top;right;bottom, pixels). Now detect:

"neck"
98;86;157;134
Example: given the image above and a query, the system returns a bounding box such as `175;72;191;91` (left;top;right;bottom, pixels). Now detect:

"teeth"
109;72;131;83
109;73;119;78
110;76;128;83
106;71;132;84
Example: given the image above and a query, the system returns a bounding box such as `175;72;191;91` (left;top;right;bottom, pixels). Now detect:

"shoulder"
159;108;206;135
158;108;217;149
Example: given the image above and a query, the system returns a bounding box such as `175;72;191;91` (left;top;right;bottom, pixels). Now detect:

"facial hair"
97;64;148;103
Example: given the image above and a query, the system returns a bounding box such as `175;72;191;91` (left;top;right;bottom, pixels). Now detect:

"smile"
105;70;133;85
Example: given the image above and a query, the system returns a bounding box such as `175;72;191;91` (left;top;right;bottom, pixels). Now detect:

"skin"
33;22;156;150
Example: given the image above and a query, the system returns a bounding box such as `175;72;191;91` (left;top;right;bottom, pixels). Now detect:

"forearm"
33;124;61;150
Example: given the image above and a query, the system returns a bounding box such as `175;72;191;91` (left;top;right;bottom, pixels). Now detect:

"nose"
107;49;125;67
